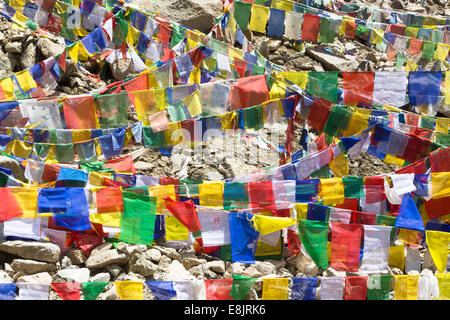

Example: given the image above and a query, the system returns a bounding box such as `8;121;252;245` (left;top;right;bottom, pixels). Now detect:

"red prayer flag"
387;43;398;62
158;24;171;45
350;210;377;225
103;177;131;187
345;21;357;38
164;197;202;233
234;57;247;78
306;98;332;132
229;75;269;110
407;38;423;56
58;50;66;72
364;176;386;204
104;154;136;174
189;47;204;67
69;232;104;256
401;134;431;164
344;276;368;300
301;14;321;42
248;181;275;209
342;72;374;106
424;196;450;219
41;164;61;182
287;229;301;255
51;283;81;300
63;96;97;129
205;279;234;300
387;24;405;36
314;133;327;151
96;187;124;213
395;157;427;174
0;188;23;222
428;147;450;173
331;222;362;272
123;73;149;93
336;198;358;211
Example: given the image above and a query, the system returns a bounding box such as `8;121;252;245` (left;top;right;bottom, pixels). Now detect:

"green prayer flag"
396;51;406;71
307;72;338;103
310;164;332;178
0;171;8;187
234;1;252;31
220;244;232;261
343;177;364;198
171;24;186;48
79;160;112;173
55;143;74;163
421;41;436;61
318;18;335;44
434;132;450;147
420;116;435;130
167;102;187;122
298;219;329;270
34;143;51;158
96;92;129;128
322;105;352;137
119;192;157;245
143;126;166;148
231;274;257;300
243;105;264;131
355;25;370;36
367;275;392;300
82;282;108;300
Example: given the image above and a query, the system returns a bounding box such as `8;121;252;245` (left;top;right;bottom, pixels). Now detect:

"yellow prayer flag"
252;215;296;236
89;172;110;186
433;43;450;62
398;228;422;245
189;66;201;84
78;41;91;61
228;47;243;61
115;281;143;300
389;245;405;271
425;230;450;273
0;77;15;100
183;90;202;117
394;275;419;300
11;188;37;218
279;71;308;90
384;154;405;167
339;17;355;36
256;236;281;258
126;25;140;47
445;72;450;106
249;4;270;34
295;203;308;220
148;184;176;214
165;214;189;241
405;59;418;72
269;79;287;100
164;122;184;146
329;152;349;177
431;172;450;199
370;29;385;45
9;140;33;159
68;42;79;66
262;278;289;300
271;0;294;11
341;111;370;136
199;182;224;208
90;212;121;228
218;112;236;130
436;273;450;300
319;178;345;205
72;129;91;143
13;11;28;24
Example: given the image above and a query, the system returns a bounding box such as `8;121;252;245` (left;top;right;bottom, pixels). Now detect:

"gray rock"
286;254;319;276
21;43;36;68
90;272;111;283
11;259;57;275
17;272;52;283
90;242;113;256
0;270;13;283
153;245;182;262
0;240;60;263
108;58;135;81
188;265;205;279
322;267;346;278
241;266;262;278
56;268;90;283
5;41;21;53
205;261;225;274
145;248;161;263
305;46;359;71
0;55;12;78
36;37;65;58
67;248;87;265
255;261;276;276
60;256;72;269
158;260;195;281
183;257;206;270
134;161;155;172
106;264;122;279
85;249;128;269
99;286;120;300
157;255;172;270
117;242;147;255
129;257;158;277
137;0;223;34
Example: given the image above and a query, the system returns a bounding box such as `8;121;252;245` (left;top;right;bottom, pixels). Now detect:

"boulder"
85;249;128;269
0;240;60;263
182;257;206;270
66;248;87;265
108;58;135;81
56;268;90;283
36;37;65;58
90;272;111;283
134;0;223;34
129;257;158;277
144;248;162;263
17;272;52;283
153;245;182;261
11;259;57;275
5;41;22;53
305;46;359;71
255;261;276;276
206;260;226;274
